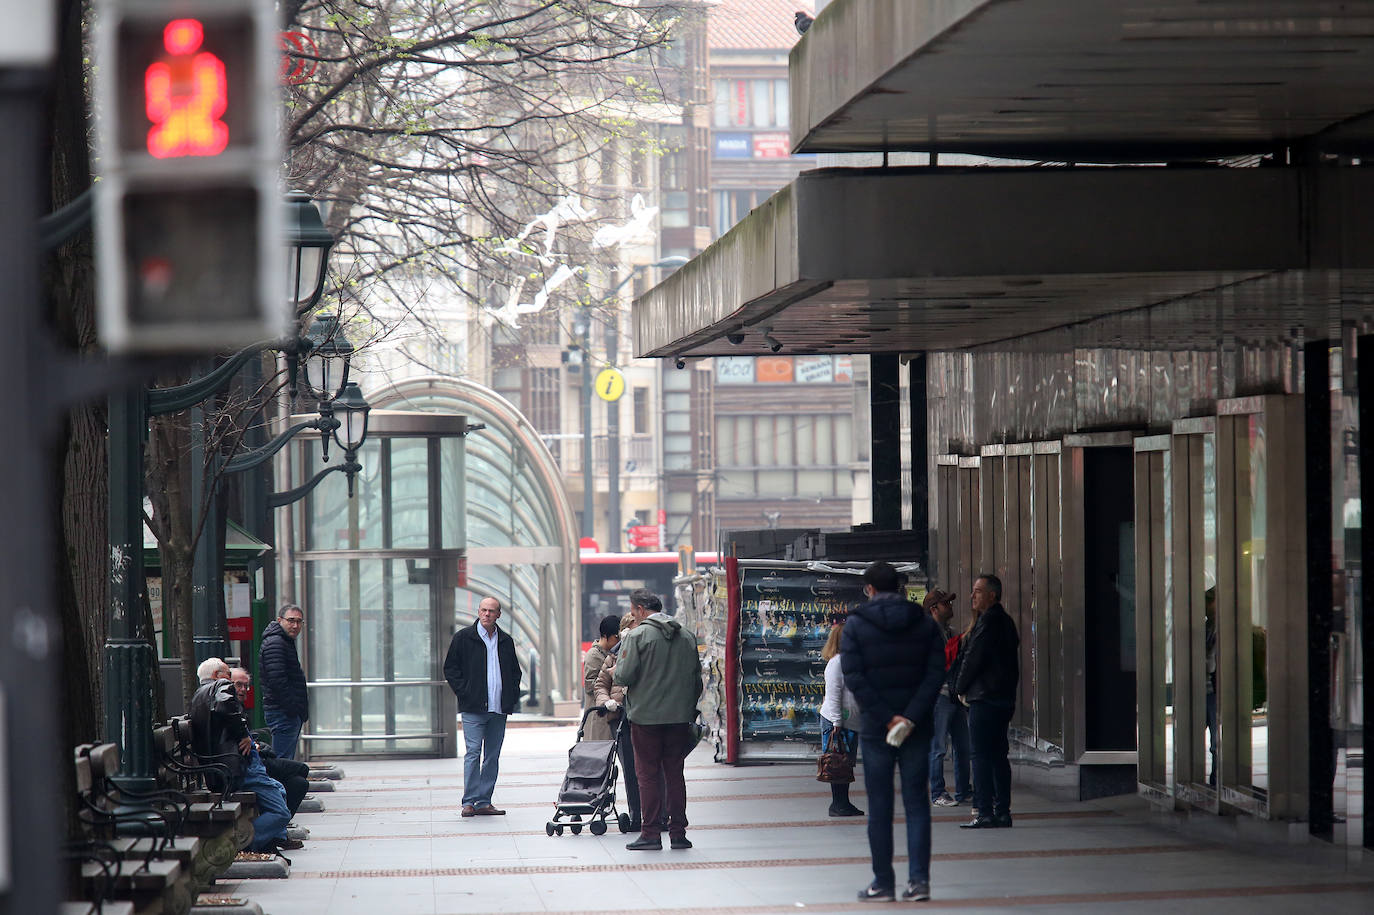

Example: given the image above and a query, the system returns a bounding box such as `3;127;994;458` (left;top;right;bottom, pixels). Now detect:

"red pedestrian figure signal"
145;18;229;158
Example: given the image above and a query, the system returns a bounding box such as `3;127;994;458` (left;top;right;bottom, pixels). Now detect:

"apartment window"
712;189;765;239
713;412;853;501
632;387;649;434
599;139;617;188
527;368;560;436
712;79;789;129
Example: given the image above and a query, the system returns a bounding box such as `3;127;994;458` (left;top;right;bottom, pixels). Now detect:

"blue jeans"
820;717;857;756
859;731;932;888
968;701;1014;818
929;693;971;801
264;706;303;761
461;712;508;807
240;750;290;852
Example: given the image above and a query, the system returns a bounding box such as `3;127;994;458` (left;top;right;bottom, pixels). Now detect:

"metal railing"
548;433;655;476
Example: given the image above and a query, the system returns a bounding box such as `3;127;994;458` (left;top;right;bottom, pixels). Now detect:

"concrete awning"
791;0;1374;160
633;165;1374;358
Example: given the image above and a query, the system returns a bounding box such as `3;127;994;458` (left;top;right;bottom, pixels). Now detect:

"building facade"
636;0;1374;853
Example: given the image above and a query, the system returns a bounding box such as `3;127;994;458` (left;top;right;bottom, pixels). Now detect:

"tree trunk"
147;405;201;708
46;0;104;837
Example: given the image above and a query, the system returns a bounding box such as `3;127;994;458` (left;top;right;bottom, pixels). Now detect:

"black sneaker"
828;802;865;817
625;836;662;850
901;880;931;901
857;882;895;902
669;835;692;849
991;813;1013;828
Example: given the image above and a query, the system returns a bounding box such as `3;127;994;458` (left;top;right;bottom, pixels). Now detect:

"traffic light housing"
95;0;284;353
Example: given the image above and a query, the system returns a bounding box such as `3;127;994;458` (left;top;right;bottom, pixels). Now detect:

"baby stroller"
545;706;633;836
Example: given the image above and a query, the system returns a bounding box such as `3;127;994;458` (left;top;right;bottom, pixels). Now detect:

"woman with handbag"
819;612;864;817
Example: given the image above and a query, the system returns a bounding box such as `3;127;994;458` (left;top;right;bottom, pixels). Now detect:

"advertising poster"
755;356;794;383
714;133;750;159
794;355;833;384
714;355;755;384
753;133;791;158
737;566;867;760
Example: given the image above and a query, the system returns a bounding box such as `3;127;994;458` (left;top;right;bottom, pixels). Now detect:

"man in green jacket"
613;588;703;851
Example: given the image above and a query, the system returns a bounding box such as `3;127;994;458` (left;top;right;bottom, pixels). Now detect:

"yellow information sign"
594;367;626;402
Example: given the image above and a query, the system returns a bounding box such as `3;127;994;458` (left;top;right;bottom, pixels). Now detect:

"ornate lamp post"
105;192;350;783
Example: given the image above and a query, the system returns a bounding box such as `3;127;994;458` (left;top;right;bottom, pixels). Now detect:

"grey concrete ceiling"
633;166;1374;358
792;0;1374;160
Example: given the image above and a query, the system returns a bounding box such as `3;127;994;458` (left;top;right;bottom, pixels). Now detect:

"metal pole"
580;305;595;541
0;67;62;912
606;309;621;552
105;385;157;788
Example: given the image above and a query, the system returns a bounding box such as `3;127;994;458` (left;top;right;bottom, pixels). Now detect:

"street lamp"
266;385;373;508
302;311;353;403
286;190;335;316
333;382;371;496
283;192;337;400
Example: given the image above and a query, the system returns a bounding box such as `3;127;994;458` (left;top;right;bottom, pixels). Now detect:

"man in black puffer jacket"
260;603;310;760
954;574;1020;830
841;562;946;904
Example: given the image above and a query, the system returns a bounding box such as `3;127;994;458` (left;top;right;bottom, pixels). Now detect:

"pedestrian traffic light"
94;0;284;353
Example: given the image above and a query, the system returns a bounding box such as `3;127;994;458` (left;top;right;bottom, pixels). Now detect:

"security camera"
675;357;686;370
725;331;745;345
764;334;783;354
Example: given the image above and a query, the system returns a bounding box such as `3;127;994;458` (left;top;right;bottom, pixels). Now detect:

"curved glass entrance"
283;375;580;760
287;411;469;757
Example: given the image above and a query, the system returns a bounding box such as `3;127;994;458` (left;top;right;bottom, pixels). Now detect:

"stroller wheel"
570;823;582;835
554;825;564;835
545;822;556;836
618;812;632;833
589;820;607;836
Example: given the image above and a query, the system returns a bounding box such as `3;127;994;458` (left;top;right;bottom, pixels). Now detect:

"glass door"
1215;395;1306;820
295;416;468;758
1170;418;1219;811
1134;435;1173;805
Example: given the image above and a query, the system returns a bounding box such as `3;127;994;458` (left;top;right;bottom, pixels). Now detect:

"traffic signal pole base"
103;638;159;783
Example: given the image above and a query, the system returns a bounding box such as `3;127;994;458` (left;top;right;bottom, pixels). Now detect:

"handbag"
816;726;855;784
688;711;710;749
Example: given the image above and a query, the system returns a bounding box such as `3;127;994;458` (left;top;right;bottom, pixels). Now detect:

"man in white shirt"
443;596;521;816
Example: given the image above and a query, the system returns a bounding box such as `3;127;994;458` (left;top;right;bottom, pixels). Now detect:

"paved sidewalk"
219;726;1374;914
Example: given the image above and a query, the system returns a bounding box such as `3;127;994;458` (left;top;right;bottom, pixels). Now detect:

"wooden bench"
69;746;193;914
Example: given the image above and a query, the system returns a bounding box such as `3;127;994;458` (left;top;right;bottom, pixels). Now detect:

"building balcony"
546;433;658;482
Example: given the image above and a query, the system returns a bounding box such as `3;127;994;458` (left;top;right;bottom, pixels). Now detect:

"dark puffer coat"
954;603;1020;707
259;620;310;721
840;592;946;739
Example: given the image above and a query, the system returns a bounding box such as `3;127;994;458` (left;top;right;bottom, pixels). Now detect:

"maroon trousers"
630;722;692;839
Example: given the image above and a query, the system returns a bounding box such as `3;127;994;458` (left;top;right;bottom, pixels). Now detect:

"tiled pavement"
217;726;1374;914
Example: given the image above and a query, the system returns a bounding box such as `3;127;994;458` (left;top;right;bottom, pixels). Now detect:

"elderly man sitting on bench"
191;657;301;853
231;666;311;823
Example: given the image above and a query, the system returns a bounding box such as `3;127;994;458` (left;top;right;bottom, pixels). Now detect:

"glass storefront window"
1232;412;1268;803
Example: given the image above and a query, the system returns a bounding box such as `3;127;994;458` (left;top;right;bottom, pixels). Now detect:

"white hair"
196;657;227;683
